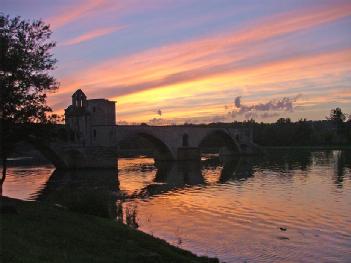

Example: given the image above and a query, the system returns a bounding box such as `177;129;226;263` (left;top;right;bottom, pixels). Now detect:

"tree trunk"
1;157;7;186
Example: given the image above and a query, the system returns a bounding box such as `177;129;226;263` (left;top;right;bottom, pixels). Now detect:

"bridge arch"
25;138;68;168
24;136;89;169
118;132;175;162
198;129;241;156
29;139;90;169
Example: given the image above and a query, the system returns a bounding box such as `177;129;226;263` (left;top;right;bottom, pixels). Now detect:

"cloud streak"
56;2;351;94
47;0;177;30
47;0;107;29
45;1;351;123
61;26;125;46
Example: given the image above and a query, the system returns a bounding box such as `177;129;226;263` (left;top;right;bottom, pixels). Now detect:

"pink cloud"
46;0;177;30
47;0;107;29
61;25;125;46
48;1;351;122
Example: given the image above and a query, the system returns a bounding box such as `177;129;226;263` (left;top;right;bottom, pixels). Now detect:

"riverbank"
1;197;218;263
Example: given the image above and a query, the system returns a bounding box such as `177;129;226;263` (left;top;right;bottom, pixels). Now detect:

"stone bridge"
34;89;260;169
116;125;258;161
27;136;117;169
34;125;259;169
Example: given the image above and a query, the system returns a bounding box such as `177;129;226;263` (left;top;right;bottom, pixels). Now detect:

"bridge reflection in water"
35;168;120;219
34;156;254;220
34;150;351;220
5;150;351;263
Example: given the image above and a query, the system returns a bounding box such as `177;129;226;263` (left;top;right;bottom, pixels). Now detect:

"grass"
1;197;218;263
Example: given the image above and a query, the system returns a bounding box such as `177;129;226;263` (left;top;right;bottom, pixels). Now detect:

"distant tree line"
221;108;351;146
119;108;350;151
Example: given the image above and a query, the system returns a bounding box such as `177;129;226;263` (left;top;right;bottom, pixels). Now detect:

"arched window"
93;129;97;140
182;133;189;147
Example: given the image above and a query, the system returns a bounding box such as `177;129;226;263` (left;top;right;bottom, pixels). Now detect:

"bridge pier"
177;147;201;161
47;145;117;169
153;147;201;162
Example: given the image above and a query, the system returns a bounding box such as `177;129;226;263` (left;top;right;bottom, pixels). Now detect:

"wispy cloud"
61;25;125;46
47;0;174;30
48;1;351;122
47;0;107;29
57;2;351;93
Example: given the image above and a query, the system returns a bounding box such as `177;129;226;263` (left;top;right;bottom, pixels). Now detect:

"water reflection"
334;150;351;188
254;149;313;171
136;161;204;198
219;157;254;183
136;158;256;198
32;157;256;217
4;150;351;263
25;150;351;210
155;161;204;186
36;169;119;218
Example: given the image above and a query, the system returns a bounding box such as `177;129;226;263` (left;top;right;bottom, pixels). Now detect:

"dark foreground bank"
1;197;218;263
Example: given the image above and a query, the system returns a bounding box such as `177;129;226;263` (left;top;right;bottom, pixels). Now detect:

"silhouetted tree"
346;114;351;143
0;15;58;186
327;107;346;123
327;108;347;137
276;117;291;124
245;118;256;124
292;119;313;145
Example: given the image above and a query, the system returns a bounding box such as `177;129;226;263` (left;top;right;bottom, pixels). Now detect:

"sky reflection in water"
3;150;351;262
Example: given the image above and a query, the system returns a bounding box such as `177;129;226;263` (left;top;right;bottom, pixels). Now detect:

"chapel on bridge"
64;89;116;146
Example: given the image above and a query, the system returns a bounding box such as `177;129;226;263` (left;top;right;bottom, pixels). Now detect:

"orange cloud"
61;25;125;46
110;48;351;122
49;2;351;122
57;1;351;92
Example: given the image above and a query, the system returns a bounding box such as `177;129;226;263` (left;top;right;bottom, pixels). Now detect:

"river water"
3;150;351;262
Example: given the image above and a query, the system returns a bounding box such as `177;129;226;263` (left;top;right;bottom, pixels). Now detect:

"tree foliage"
327;108;346;123
327;107;346;123
276;117;291;125
0;15;58;123
326;107;348;135
0;15;59;185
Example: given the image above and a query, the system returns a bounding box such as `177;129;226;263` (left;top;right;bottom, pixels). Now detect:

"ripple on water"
3;150;351;263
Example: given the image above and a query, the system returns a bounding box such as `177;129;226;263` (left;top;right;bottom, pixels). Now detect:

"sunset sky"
3;0;351;124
